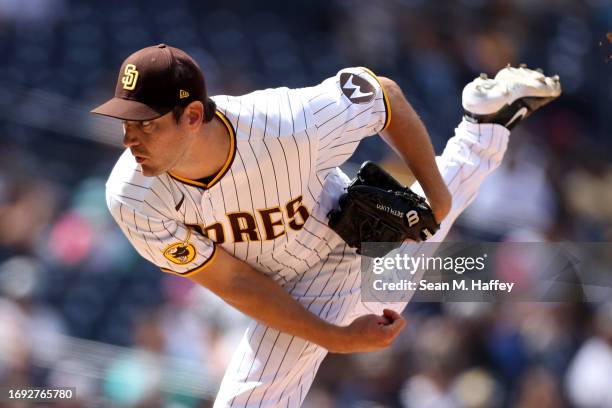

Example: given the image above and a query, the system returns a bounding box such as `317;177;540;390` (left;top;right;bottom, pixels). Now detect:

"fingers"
386;316;406;333
339;312;407;352
382;308;401;321
392;316;406;332
382;309;406;333
376;315;392;325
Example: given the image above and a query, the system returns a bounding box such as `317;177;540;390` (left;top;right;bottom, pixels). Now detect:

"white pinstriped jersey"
106;67;390;281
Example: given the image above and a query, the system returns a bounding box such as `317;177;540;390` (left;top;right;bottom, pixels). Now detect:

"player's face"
122;112;191;177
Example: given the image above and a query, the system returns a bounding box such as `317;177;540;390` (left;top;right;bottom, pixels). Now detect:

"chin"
140;165;162;177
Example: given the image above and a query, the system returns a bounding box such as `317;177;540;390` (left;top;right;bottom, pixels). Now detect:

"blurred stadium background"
0;0;611;407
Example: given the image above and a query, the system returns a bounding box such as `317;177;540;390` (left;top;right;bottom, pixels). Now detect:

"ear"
183;101;204;129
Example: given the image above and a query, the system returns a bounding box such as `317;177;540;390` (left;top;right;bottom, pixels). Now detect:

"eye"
141;121;154;131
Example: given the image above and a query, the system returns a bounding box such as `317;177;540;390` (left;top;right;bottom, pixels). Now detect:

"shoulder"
212;87;297;117
300;67;391;135
304;67;387;105
212;87;313;140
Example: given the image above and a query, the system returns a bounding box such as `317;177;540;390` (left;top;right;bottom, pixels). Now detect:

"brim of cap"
90;97;172;121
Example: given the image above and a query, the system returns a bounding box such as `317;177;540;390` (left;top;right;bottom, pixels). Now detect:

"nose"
122;123;140;148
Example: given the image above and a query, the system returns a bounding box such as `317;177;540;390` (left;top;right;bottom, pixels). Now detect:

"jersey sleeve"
303;67;391;173
106;191;217;277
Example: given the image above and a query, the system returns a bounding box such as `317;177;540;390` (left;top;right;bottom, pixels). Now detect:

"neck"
171;113;231;180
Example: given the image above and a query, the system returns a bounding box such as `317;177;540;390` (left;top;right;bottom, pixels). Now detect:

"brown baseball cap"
91;44;206;121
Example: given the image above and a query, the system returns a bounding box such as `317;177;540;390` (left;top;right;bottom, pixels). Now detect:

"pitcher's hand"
328;309;406;354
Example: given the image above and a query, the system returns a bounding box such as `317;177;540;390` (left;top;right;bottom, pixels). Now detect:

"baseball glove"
328;161;440;257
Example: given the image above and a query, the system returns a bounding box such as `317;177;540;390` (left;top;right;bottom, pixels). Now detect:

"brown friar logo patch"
163;242;197;265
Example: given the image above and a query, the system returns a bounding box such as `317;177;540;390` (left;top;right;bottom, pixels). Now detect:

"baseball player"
92;44;561;407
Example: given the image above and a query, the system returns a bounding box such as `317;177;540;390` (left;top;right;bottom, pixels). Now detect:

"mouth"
131;152;148;164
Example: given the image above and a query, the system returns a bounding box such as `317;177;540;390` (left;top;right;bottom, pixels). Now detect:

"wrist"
422;176;449;197
425;184;451;206
322;324;349;353
423;185;452;224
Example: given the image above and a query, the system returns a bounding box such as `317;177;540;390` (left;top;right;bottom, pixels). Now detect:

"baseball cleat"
462;64;562;130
